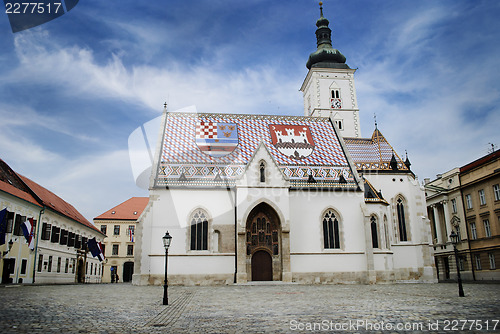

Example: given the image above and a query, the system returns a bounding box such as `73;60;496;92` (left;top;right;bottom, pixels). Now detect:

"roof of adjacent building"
156;112;358;188
0;158;101;234
94;197;149;221
344;128;410;173
460;150;500;174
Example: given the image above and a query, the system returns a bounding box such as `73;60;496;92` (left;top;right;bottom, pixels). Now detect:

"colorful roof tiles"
157;112;357;188
344;128;409;172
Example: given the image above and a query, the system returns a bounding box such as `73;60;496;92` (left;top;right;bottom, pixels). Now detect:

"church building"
133;4;436;285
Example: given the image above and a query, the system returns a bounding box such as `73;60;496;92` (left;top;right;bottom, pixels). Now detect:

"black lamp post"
162;231;172;305
450;231;465;297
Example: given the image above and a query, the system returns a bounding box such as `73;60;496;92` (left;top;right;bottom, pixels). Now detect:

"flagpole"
31;206;45;284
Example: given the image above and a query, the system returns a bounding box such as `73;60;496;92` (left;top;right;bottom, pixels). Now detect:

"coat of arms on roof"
269;124;315;160
195;121;238;158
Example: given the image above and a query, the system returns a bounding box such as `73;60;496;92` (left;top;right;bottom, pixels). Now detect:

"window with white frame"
370;216;379;249
396;197;408;242
465;194;473;209
488;253;496;269
494;184;500;201
483;219;491;237
459;257;465;271
451;199;457;213
470;222;477;239
479;189;486;205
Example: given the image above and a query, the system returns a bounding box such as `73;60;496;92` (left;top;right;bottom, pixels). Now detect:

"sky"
0;0;499;223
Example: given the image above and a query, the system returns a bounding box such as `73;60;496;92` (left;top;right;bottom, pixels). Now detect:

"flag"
129;227;134;242
0;208;7;245
21;218;35;250
87;237;105;261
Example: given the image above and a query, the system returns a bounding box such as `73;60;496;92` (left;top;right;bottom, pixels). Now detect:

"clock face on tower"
330;98;342;109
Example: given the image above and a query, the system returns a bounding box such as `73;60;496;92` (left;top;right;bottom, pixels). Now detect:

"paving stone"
0;283;499;333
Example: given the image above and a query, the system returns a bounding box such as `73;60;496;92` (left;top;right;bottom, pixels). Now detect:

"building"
425;150;500;281
94;197;148;283
0;158;105;284
133;4;436;286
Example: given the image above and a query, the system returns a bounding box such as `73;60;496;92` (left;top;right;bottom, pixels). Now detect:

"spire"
390;152;398;171
306;2;349;70
404;150;412;170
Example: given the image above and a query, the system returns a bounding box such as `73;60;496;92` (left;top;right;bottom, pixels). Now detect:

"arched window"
190;209;208;250
259;162;266;183
370;216;379;248
323;209;340;249
396;197;408;242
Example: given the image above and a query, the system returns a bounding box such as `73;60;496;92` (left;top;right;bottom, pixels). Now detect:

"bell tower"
300;2;361;138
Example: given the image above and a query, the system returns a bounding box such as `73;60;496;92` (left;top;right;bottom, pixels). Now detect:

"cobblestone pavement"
0;283;499;333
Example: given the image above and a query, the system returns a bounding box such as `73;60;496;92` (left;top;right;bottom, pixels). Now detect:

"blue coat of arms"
196;121;238;157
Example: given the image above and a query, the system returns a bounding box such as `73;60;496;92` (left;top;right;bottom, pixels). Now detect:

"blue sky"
1;0;499;221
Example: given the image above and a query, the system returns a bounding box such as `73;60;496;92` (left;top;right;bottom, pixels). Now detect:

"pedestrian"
116;274;119;283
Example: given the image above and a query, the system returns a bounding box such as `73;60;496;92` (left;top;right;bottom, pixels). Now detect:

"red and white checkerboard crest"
196;121;239;158
269;124;315;160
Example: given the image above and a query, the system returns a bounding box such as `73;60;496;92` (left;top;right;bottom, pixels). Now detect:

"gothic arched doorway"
246;202;282;281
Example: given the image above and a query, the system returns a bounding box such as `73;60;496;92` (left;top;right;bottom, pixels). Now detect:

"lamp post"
162;231;172;305
450;231;465;297
2;239;14;257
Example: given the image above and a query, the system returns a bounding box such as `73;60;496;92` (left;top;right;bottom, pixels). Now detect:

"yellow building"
93;197;148;283
0;158;105;284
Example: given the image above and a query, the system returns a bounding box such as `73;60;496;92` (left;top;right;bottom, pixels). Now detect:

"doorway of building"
123;262;134;282
251;250;272;281
77;259;85;283
1;258;15;284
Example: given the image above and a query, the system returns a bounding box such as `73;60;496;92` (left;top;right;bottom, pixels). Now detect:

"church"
133;4;436;285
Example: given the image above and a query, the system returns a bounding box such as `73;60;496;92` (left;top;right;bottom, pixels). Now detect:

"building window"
483;219;491;238
458;257;465;271
465;194;473;209
479;189;486;205
470;222;477;240
71;259;76;274
57;257;61;273
112;244;119;256
101;244;106;256
114;225;120;236
259;162;266;183
59;229;68;245
127;245;134;256
65;258;69;273
494;184;500;201
13;215;26;236
67;232;75;247
6;211;14;233
128;225;135;242
475;254;482;270
489;253;496;270
37;254;43;272
456;225;461;241
190;209;208;251
370;216;379;249
323;209;340;249
20;259;27;275
451;199;457;213
47;256;53;272
396;197;408;242
101;225;107;235
51;226;60;243
41;222;51;240
330;89;342;109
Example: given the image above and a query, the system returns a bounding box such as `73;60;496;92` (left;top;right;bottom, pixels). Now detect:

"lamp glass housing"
162;232;172;250
450;231;458;245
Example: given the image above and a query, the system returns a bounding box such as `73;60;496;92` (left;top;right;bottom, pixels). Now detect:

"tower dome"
306;2;349;70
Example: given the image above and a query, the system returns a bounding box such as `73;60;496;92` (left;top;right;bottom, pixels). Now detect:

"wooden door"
251;250;272;281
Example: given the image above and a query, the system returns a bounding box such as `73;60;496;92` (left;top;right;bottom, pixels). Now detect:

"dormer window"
259;162;266;183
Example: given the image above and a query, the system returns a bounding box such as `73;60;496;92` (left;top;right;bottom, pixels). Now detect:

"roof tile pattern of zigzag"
158;112;356;186
343;129;408;171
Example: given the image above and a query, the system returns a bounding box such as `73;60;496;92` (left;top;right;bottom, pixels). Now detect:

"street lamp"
2;239;14;257
162;231;172;305
450;231;465;297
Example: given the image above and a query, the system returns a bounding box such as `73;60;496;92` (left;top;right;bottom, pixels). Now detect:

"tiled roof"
460;150;500;174
0;158;101;234
0;159;40;207
157;112;357;188
20;175;101;234
363;178;389;205
344;128;409;172
94;197;149;220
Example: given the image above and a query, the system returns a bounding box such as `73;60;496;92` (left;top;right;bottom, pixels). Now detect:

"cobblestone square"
0;283;499;333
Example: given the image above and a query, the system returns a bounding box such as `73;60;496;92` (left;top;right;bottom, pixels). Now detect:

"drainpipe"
31;206;45;284
231;187;237;284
